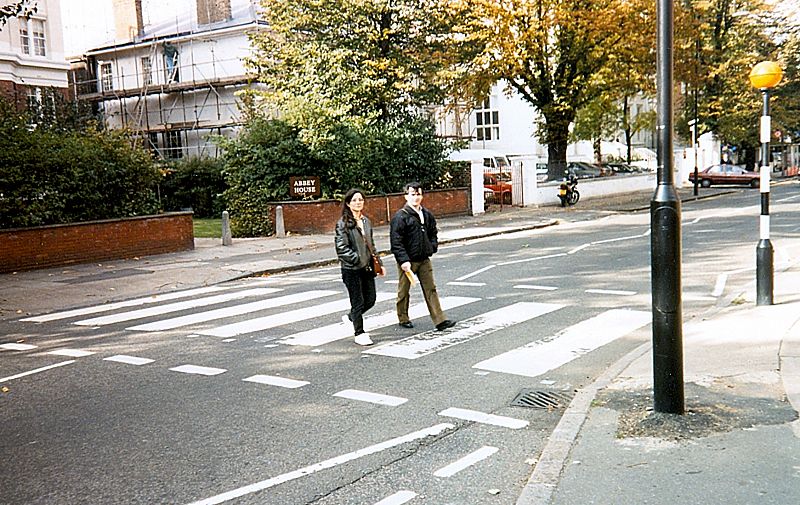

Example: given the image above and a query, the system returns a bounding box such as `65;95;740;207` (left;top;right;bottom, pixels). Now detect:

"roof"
85;0;263;56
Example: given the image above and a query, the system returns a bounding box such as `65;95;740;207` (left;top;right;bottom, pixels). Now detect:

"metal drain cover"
511;389;574;410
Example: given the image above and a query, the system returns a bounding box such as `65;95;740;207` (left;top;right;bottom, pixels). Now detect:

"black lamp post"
748;61;783;306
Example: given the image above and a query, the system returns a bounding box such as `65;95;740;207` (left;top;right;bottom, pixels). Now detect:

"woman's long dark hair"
341;188;364;229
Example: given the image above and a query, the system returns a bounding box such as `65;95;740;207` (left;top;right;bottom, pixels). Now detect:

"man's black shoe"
436;320;456;331
398;321;414;329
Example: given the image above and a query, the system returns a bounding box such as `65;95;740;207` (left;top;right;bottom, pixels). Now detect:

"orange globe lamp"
749;61;783;90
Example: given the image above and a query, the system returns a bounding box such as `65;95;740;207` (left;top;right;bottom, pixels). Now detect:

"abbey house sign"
289;176;321;198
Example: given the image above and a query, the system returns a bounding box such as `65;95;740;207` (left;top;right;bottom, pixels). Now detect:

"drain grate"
510;389;575;410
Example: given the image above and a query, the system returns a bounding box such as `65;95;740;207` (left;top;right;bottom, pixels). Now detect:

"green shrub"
160;157;227;218
0;98;160;229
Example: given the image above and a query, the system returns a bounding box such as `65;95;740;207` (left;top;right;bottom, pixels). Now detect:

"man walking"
390;182;456;331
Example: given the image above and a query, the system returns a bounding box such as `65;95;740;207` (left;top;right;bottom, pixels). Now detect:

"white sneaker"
354;333;373;346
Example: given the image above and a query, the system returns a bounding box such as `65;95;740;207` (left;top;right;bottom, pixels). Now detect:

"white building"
0;0;69;111
434;82;656;167
72;0;264;159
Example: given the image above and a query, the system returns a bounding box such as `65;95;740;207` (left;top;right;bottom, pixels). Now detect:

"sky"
60;0;187;56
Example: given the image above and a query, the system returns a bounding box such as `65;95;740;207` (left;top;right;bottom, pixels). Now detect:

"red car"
484;172;513;204
689;164;760;188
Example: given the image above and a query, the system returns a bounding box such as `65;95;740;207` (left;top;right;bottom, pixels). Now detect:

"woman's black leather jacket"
335;216;381;270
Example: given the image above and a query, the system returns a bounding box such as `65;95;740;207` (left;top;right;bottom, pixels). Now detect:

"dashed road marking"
242;375;308;389
47;349;95;357
333;389;407;406
438;407;528;429
0;343;37;351
374;490;417;504
433;446;499;477
103;355;154;366
169;365;227;376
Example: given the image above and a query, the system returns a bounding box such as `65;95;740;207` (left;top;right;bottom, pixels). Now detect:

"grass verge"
193;218;222;238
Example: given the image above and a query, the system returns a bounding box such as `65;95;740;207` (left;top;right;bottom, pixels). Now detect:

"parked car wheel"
701;179;712;188
503;192;512;204
750;179;760;188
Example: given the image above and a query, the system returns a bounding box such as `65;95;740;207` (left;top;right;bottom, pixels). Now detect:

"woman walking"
335;189;385;345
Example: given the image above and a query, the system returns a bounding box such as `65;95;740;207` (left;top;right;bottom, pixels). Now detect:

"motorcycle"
558;175;580;207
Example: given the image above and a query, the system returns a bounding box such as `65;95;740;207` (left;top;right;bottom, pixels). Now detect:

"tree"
448;0;645;180
247;0;461;127
0;0;37;28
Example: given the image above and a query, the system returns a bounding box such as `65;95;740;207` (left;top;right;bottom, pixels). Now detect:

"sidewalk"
3;185;799;505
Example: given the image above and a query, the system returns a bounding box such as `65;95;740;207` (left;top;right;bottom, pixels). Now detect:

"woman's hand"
378;266;387;277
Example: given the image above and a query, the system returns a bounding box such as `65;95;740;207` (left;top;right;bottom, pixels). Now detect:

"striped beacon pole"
748;61;783;306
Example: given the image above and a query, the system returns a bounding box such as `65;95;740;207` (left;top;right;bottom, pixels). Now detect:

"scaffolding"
70;15;264;160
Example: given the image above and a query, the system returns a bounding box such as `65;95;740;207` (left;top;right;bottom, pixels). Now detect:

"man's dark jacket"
390;204;438;264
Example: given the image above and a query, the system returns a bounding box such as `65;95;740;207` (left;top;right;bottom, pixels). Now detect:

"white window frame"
18;17;46;56
100;63;113;92
474;98;500;142
141;56;152;86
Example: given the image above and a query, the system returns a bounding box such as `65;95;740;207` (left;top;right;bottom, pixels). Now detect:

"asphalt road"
2;182;800;505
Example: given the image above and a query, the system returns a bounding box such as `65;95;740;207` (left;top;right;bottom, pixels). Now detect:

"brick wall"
271;188;470;235
0;213;194;273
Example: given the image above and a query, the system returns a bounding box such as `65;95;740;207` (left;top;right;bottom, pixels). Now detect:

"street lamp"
749;61;783;306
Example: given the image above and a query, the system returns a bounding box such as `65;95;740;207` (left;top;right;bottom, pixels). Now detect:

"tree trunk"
622;95;632;163
594;137;602;164
544;111;572;181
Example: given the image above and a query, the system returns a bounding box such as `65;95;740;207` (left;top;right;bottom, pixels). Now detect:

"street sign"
289;176;320;198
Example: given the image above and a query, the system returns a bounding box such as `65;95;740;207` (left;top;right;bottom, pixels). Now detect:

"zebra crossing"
5;279;651;382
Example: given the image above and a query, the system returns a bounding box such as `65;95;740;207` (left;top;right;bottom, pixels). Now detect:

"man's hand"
401;262;411;272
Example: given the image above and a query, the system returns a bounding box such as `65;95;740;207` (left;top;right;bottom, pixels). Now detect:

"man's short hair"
404;182;422;193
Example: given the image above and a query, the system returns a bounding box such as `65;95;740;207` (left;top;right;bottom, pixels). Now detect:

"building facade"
0;0;69;111
72;0;264;159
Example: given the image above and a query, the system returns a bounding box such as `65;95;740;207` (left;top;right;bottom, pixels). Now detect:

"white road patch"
242;375;308;389
333;389;407;406
363;302;563;360
126;290;338;331
281;297;479;347
169;365;227;376
200;292;395;338
712;273;728;297
474;309;651;378
103;355;154;366
0;343;37;351
568;244;590;255
374;490;417;505
47;349;95;357
455;264;496;281
74;288;282;326
438;407;528;429
447;281;486;287
513;285;558;291
20;286;230;323
498;252;567;266
184;423;455;505
433;446;499;477
585;289;637;296
0;360;75;383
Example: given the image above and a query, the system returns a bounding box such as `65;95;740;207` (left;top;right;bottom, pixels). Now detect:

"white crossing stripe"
447;281;486;287
585;289;637;296
513;285;558;291
375;490;417;505
126;290;338;332
0;343;37;351
242;375;308;389
199;292;395;338
103;355;154;366
433;446;499;478
21;286;230;323
280;297;480;347
474;309;651;377
73;288;282;326
185;423;454;505
333;389;407;406
170;365;227;376
364;302;563;360
455;264;496;281
438;407;528;429
0;360;75;383
47;349;95;357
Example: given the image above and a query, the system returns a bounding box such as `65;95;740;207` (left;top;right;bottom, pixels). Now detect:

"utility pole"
651;0;684;414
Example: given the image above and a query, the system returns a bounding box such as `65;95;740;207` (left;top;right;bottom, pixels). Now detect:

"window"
32;19;46;56
100;63;113;92
163;43;180;83
164;130;183;159
141;56;152;86
18;18;46;56
26;87;55;124
474;98;499;141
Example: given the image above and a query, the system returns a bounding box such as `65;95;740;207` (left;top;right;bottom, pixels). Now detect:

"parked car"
484;172;513;204
567;162;603;179
483;187;495;206
689;164;760;188
603;162;639;174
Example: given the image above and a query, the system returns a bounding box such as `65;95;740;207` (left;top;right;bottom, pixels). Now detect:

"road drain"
511;389;574;410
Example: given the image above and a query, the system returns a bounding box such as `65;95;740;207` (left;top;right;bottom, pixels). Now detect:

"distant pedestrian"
390;182;456;331
335;188;385;346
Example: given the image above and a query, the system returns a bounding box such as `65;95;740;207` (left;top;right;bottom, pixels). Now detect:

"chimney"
112;0;144;42
197;0;232;26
